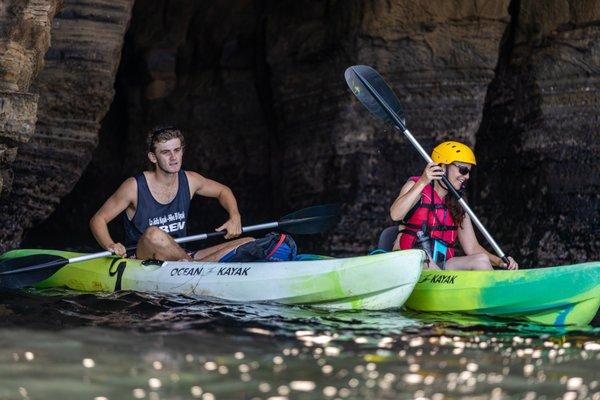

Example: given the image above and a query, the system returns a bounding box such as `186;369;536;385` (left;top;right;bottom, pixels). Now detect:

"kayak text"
159;221;185;234
218;267;250;276
418;274;457;284
171;267;203;277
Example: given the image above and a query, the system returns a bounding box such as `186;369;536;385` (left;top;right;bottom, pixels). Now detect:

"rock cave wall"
2;0;599;265
476;0;600;265
0;0;60;203
264;0;512;253
0;0;134;250
23;0;276;249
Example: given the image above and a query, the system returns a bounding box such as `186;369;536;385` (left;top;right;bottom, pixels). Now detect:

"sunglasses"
452;163;472;176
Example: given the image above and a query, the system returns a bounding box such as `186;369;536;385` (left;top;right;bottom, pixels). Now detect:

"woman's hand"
419;163;444;185
502;256;519;270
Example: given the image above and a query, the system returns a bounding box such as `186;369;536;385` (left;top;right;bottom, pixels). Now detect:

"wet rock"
0;0;134;251
0;0;60;196
475;0;600;265
265;0;511;254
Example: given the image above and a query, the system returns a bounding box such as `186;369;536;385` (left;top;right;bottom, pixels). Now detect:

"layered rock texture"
25;0;276;249
0;0;60;196
0;0;133;250
264;1;512;253
2;0;599;266
476;0;600;265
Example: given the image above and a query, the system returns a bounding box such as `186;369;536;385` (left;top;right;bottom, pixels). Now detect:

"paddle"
344;65;510;266
0;203;340;289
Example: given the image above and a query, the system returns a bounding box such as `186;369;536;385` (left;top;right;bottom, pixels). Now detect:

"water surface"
0;290;598;400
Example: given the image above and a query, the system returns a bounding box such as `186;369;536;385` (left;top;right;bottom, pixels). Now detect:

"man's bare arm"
186;172;242;238
90;178;137;255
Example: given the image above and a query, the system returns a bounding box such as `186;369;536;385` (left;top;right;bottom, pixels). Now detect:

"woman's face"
444;162;473;190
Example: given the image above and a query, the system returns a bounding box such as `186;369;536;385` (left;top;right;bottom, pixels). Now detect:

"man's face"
148;138;183;173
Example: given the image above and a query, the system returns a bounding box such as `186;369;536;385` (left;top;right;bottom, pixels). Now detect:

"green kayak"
406;262;600;326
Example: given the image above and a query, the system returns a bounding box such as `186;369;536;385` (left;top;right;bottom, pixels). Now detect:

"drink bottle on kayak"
416;225;448;269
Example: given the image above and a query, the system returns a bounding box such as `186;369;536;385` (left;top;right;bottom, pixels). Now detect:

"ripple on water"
0;289;598;399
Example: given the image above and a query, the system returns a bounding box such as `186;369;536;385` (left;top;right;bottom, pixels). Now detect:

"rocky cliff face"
23;0;512;254
0;0;133;250
476;0;600;265
0;0;60;196
3;0;600;266
24;0;276;249
264;0;511;253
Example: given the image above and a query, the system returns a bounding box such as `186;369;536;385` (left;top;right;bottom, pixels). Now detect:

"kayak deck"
1;249;425;311
406;262;600;326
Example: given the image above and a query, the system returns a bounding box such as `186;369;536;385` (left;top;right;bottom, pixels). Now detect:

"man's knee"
141;226;169;246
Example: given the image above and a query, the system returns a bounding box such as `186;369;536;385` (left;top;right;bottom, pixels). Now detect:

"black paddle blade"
279;204;341;235
0;254;67;289
344;65;405;127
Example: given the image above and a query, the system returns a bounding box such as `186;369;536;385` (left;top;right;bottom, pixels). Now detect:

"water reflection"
0;289;598;399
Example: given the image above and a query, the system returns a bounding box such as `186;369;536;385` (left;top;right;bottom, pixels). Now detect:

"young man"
90;126;253;261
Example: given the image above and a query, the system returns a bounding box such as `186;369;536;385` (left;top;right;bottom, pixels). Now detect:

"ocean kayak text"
170;267;251;277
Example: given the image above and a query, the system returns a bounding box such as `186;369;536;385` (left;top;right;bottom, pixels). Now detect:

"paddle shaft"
171;216;323;245
350;67;510;265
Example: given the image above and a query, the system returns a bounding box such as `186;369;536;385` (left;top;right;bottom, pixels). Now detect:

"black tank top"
123;170;191;245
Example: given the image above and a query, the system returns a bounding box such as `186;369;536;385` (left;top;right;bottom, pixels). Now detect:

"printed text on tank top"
123;170;191;245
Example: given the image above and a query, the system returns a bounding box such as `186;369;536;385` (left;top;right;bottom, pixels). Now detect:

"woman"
390;141;518;270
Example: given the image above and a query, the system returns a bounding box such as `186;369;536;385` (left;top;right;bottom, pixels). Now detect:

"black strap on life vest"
400;182;458;234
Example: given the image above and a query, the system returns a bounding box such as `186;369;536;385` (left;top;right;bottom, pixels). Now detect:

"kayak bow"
406;262;600;326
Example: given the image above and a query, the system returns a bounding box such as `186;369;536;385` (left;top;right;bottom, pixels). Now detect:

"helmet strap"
438;167;467;196
439;168;450;192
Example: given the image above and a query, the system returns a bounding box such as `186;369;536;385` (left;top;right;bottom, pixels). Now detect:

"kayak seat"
378;226;399;252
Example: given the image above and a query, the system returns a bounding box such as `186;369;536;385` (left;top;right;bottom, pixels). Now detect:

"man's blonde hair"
147;126;185;153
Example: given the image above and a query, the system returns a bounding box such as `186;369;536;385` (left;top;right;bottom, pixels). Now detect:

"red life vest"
398;177;458;259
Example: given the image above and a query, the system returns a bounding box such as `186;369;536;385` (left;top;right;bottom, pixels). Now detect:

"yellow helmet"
431;141;477;165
